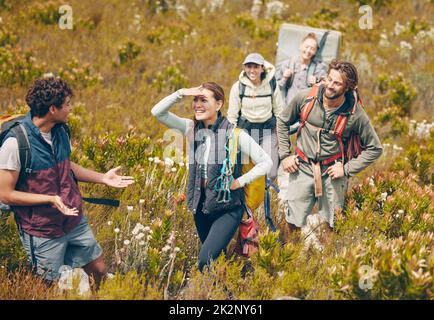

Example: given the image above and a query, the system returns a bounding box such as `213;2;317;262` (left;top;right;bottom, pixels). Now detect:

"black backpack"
0;115;32;185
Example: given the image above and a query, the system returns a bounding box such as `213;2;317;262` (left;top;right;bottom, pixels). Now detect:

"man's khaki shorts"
278;162;348;228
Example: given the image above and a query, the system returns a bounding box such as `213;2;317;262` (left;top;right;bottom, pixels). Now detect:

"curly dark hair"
25;77;73;117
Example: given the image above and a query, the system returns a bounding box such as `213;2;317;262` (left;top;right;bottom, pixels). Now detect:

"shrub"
152;64;189;93
0;45;44;86
234;13;278;40
98;271;147;299
117;41;142;65
0;0;10;9
329;231;434;299
377;73;417;116
0;24;18;46
0;214;27;270
58;58;103;88
29;1;61;25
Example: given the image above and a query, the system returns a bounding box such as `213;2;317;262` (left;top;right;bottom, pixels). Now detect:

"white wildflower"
414;29;433;44
153;157;161;164
208;0;225;13
398;210;404;215
162;245;171;253
124;240;130;246
175;5;188;20
277;271;285;278
399;41;412;60
107;221;113;226
148;157;154;162
265;1;286;19
164;157;174;168
178;162;184;167
114;228;120;234
174;247;180;253
171;167;177;173
144;226;151;232
394;22;404;36
127;206;134;212
380;192;388;202
135;232;145;240
368;177;375;188
132;222;145;235
400;41;412;50
139;199;145;205
139;240;145;246
379;33;389;47
427;28;434;41
251;0;262;19
43;72;55;78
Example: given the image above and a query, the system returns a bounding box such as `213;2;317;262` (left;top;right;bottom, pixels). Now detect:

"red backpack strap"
297;84;321;137
332;114;347;162
333;114;348;138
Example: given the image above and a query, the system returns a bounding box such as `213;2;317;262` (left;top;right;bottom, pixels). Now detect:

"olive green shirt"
276;85;383;177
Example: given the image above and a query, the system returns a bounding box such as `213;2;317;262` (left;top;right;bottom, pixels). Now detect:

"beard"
324;87;345;100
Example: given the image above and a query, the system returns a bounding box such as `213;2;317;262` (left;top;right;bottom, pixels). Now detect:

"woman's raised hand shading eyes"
181;86;203;97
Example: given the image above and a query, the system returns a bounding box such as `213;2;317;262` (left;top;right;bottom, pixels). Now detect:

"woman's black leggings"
194;200;244;272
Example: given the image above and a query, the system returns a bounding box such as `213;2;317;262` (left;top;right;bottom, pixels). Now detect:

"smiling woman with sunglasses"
151;82;272;271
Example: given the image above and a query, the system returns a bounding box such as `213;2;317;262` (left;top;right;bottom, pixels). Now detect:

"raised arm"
151;90;193;134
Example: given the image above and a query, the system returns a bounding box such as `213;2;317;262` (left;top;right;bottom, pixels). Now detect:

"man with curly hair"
0;77;134;288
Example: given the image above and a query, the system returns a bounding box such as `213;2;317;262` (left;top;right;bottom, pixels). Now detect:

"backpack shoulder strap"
300;85;320;123
238;81;247;106
238;81;247;120
297;85;321;137
10;124;32;183
317;31;330;58
334;89;362;137
229;127;241;166
269;76;277;94
333;114;348;139
269;76;277;111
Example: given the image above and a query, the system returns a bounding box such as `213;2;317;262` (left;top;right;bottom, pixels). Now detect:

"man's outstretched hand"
102;166;135;188
52;195;79;216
